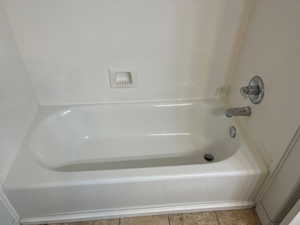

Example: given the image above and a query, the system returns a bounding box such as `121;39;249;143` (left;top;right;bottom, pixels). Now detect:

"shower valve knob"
240;75;264;104
240;86;259;97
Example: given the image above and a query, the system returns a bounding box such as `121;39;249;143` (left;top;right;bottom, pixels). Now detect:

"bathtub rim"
4;133;265;190
31;98;227;124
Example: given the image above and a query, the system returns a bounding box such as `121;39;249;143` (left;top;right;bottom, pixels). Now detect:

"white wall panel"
3;0;247;105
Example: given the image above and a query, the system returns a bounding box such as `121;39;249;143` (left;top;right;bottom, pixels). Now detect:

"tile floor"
43;208;261;225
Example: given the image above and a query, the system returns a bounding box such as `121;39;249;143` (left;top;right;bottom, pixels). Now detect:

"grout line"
214;211;222;225
119;217;121;225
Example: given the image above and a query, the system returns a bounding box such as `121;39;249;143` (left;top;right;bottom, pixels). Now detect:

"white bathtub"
4;100;267;224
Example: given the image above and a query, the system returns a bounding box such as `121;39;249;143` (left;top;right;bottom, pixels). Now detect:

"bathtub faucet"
225;106;251;118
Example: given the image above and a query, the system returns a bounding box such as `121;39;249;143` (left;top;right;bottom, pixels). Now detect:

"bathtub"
4;100;267;224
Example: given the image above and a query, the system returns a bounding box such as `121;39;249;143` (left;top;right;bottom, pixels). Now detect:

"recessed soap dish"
109;69;136;88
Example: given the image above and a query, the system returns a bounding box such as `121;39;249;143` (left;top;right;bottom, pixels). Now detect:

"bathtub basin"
4;100;267;224
31;101;238;171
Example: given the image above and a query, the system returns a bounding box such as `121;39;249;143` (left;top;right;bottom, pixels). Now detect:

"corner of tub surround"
0;101;40;225
0;102;40;185
0;104;39;225
0;186;20;225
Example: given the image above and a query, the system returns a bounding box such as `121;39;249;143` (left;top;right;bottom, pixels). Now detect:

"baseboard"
21;201;254;224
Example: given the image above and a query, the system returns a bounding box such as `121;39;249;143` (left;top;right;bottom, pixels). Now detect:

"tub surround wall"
3;0;247;105
0;3;38;224
228;0;300;172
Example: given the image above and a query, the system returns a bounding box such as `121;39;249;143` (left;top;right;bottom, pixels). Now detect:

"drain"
229;126;237;138
204;153;215;162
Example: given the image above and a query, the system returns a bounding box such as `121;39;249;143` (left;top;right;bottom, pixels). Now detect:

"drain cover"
229;126;237;138
204;153;215;162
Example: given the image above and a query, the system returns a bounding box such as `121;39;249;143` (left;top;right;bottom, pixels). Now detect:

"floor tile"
49;219;119;225
49;222;91;225
216;209;261;225
91;219;120;225
121;215;169;225
169;212;219;225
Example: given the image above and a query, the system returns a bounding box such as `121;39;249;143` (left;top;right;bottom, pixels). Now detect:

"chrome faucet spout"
225;106;251;118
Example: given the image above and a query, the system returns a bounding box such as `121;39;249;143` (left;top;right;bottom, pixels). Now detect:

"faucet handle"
240;86;249;98
240;76;264;104
240;85;259;97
